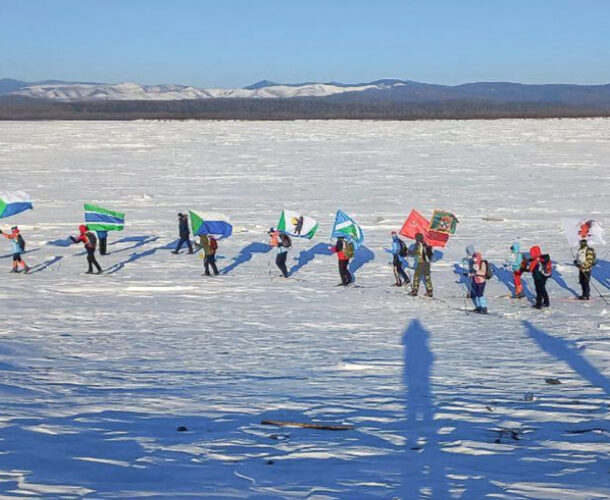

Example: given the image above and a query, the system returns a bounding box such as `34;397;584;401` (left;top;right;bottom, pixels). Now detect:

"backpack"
280;233;292;248
344;241;355;259
424;244;434;262
86;231;97;249
209;237;218;251
16;234;26;252
482;259;493;280
589;247;597;267
398;238;408;257
540;255;552;277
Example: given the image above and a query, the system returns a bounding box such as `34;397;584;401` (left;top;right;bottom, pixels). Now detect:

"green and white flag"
277;209;318;239
84;204;125;231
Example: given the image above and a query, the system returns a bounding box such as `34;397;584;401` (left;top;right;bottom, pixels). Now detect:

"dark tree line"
1;96;609;121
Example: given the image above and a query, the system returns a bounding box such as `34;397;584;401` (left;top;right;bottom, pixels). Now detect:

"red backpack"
209;237;218;251
540;254;552;277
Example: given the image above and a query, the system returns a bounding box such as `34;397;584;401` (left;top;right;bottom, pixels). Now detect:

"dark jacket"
179;216;190;238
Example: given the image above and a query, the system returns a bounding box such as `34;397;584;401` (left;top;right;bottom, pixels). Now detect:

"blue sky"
2;0;609;87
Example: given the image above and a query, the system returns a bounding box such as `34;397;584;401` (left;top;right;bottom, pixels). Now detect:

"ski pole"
589;279;609;305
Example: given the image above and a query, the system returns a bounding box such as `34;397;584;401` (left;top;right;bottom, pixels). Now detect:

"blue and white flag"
331;210;364;246
84;204;125;231
0;191;33;219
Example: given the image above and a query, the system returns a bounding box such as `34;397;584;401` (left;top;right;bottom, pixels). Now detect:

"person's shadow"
221;242;272;275
288;242;333;275
591;259;610;291
398;320;450;498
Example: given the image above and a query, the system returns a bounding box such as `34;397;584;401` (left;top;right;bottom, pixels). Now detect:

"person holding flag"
330;236;354;286
409;233;434;297
1;226;29;273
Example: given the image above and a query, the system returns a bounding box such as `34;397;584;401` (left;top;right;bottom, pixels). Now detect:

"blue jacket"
96;230;108;239
391;235;402;255
10;237;22;255
509;242;524;271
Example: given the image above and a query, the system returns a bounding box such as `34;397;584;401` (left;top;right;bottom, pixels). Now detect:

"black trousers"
176;237;193;253
339;259;352;285
393;255;410;284
87;248;102;273
534;278;549;307
276;252;289;277
579;270;591;298
204;255;219;275
99;237;107;255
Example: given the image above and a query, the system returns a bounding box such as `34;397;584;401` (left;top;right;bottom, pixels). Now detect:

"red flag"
399;210;449;247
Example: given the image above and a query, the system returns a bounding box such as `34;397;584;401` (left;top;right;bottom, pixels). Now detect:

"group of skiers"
2;215;601;313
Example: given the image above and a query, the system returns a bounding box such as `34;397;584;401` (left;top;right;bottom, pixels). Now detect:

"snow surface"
0;119;609;499
10;81;394;101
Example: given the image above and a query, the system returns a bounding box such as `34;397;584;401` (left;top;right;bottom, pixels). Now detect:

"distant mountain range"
2;77;610;106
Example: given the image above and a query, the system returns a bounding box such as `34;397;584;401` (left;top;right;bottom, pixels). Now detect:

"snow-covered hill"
4;77;609;105
6;80;400;101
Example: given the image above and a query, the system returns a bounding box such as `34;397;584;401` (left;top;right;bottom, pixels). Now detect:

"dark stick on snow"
261;420;354;431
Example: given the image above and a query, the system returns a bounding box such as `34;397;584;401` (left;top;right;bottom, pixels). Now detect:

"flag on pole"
277;209;318;239
84;204;125;231
562;218;606;247
331;210;364;246
0;191;33;219
189;210;232;239
430;210;459;234
399;209;449;247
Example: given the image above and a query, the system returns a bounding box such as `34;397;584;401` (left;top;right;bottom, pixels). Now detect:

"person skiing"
391;231;410;286
461;245;476;297
508;242;525;298
172;213;193;254
1;226;30;273
330;236;354;286
71;224;102;274
96;230;108;256
574;239;596;300
470;252;489;314
526;245;551;309
198;234;219;276
409;233;434;297
269;228;290;278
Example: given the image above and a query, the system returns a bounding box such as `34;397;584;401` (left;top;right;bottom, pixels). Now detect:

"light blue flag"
331;210;364;247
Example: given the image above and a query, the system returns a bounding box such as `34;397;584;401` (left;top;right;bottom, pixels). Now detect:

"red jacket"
528;245;541;272
330;240;349;261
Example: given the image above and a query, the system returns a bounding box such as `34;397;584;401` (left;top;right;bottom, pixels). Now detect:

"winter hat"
11;226;18;232
79;224;88;234
415;233;424;243
466;244;475;257
530;245;541;259
391;231;397;235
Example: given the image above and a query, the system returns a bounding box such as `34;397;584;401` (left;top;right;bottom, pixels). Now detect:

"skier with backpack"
470;252;491;314
330;236;354;286
508;242;526;298
526;245;552;309
574;239;596;300
409;233;434;297
269;228;291;278
198;234;219;276
461;245;477;297
1;226;30;273
71;224;102;274
391;231;410;286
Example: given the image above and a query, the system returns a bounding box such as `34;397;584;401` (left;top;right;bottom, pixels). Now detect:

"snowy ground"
0;119;608;499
